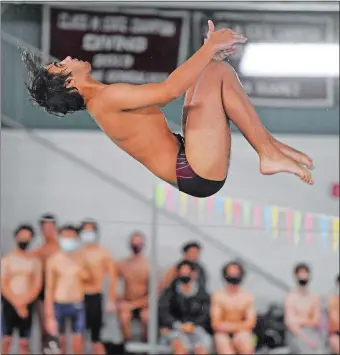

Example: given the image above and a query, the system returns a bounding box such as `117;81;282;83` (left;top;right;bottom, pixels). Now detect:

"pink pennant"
207;196;213;216
234;201;241;225
304;214;313;245
286;210;293;240
166;186;173;211
253;204;261;228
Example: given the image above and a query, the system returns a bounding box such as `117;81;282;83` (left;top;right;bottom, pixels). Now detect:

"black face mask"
131;244;143;254
17;241;30;251
297;279;309;286
225;275;243;285
179;276;191;284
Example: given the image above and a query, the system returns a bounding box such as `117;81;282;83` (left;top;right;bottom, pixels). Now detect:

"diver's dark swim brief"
173;133;226;198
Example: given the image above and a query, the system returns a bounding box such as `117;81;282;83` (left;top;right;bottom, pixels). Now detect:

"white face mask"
80;230;97;244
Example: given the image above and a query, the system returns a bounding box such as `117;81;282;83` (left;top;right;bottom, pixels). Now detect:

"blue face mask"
59;237;79;252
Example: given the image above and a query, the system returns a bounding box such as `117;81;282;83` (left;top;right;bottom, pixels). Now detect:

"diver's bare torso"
86;87;179;184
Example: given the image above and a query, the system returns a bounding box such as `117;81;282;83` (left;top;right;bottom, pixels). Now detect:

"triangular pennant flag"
271;206;279;238
224;199;233;225
234;201;241;225
216;197;224;216
179;192;188;216
304;214;313;245
242;202;252;226
286;210;293;240
253;204;261;229
319;216;329;249
293;212;302;245
155;184;166;208
264;206;272;232
206;197;213;217
165;185;174;211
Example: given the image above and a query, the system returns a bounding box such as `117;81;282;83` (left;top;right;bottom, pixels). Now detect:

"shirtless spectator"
159;260;212;355
32;214;59;347
284;263;323;354
45;225;91;354
117;231;149;341
1;224;42;354
79;219;118;355
327;274;339;354
163;241;207;289
211;261;256;354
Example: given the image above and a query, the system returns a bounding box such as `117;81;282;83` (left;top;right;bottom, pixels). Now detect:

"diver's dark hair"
21;50;86;116
79;218;98;232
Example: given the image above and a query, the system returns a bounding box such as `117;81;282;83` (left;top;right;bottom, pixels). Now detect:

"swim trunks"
173;134;226;198
54;302;85;334
1;297;34;338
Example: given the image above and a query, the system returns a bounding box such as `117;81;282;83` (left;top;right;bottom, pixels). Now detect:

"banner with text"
193;11;336;107
44;7;190;84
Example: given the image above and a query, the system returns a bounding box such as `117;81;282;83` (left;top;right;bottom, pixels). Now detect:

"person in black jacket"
162;241;207;290
159;260;212;354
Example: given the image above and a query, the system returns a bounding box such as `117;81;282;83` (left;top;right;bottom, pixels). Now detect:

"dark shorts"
1;297;34;338
54;302;85;335
173;134;226;198
84;293;103;343
132;307;142;319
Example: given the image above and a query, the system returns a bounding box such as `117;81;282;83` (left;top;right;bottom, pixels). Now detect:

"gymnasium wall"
1;129;339;303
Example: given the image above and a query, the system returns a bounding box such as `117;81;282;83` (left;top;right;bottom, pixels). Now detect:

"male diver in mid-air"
22;21;314;198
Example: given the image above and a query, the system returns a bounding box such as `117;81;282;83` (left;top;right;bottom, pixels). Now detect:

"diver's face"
48;56;91;77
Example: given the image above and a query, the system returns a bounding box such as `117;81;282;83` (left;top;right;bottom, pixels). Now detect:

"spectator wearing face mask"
44;225;92;355
211;261;256;355
284;263;323;354
159;260;212;355
327;274;339;354
1;224;42;355
79;219;118;355
116;231;149;342
162;241;207;290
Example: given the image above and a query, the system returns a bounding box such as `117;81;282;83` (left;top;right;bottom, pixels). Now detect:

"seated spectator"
211;261;256;355
284;263;323;354
44;225;92;354
327;274;339;354
163;241;207;289
79;219;118;355
159;260;212;355
117;231;149;341
1;224;42;355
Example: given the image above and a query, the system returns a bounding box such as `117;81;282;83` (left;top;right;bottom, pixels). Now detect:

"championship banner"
43;6;190;84
193;11;336;107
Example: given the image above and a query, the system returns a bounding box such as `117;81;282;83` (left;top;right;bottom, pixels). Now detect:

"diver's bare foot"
270;137;314;169
260;151;314;185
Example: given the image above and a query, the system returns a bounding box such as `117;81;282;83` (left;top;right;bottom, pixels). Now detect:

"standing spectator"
117;232;149;341
31;214;59;349
327;274;339;354
284;263;323;354
44;225;91;354
79;219;118;355
1;224;42;354
211;261;256;354
163;241;207;289
159;260;212;355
